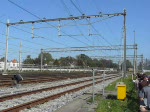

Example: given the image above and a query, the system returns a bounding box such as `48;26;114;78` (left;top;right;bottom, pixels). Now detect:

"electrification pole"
141;54;144;73
41;49;43;71
135;44;138;73
123;9;127;78
19;42;22;73
92;69;95;103
4;20;9;74
133;31;136;75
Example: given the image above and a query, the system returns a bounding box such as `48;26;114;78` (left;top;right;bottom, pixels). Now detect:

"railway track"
0;73;91;88
0;78;62;88
0;74;120;112
0;78;99;102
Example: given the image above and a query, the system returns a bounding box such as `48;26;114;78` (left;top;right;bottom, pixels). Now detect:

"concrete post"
4;20;9;74
92;69;95;103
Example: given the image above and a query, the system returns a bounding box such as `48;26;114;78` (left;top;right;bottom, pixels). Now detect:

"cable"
10;25;71;47
8;0;91;46
0;33;50;56
0;20;58;50
91;0;119;51
61;0;91;43
8;0;41;20
7;0;124;65
70;0;126;61
0;32;50;48
61;0;115;58
70;0;114;46
70;0;112;58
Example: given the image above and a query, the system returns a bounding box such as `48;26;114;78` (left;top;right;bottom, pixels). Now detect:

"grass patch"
95;76;139;112
145;72;150;75
105;79;121;91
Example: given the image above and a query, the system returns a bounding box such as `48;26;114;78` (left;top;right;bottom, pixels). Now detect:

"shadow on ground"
106;94;117;100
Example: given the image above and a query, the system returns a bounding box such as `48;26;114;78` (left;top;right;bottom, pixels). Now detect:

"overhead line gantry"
91;55;143;59
7;13;124;26
4;10;127;78
42;45;134;53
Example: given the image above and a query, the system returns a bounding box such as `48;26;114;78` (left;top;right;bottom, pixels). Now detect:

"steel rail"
1;74;120;112
0;78;97;102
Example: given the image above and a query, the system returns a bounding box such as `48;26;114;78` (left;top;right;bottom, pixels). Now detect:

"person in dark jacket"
139;77;150;111
138;75;149;91
12;74;23;88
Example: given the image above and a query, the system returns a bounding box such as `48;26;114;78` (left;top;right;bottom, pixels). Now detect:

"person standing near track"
138;75;149;91
139;77;150;111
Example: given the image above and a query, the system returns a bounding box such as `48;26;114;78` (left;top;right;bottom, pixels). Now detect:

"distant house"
9;59;19;68
0;62;4;68
0;59;19;70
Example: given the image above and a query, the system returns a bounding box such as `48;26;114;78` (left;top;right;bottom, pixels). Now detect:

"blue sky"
0;0;150;62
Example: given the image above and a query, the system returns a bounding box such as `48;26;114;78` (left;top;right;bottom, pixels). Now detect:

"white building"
0;59;19;70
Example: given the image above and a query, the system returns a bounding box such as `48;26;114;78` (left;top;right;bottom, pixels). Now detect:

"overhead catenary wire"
7;0;91;46
5;0;126;64
0;32;51;48
0;39;40;60
6;0;123;48
61;0;123;58
6;0;123;63
90;0;118;39
0;33;48;58
0;25;45;60
8;23;71;47
0;20;71;54
61;0;120;48
70;0;116;47
70;0;111;57
61;0;91;42
5;0;119;52
70;0;125;59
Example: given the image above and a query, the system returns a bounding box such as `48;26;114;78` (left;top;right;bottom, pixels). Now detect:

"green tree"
59;56;76;66
76;54;93;67
23;55;34;64
0;57;5;62
121;60;133;70
53;59;60;66
38;52;54;65
99;59;108;68
92;58;99;67
126;60;133;69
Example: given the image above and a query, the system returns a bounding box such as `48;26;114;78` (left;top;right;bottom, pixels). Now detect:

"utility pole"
133;31;136;75
4;20;10;74
133;31;138;74
141;54;144;73
19;42;22;73
123;9;127;78
41;49;43;71
92;69;95;103
135;44;138;73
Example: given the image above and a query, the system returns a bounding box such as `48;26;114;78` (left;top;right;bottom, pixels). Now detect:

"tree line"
22;53;133;69
0;52;135;69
